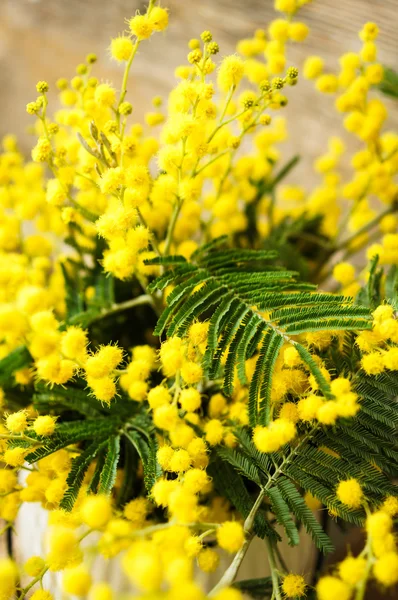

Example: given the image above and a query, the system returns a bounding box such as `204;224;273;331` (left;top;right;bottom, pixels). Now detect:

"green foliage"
356;256;384;309
233;577;273;599
99;436;121;495
0;346;32;387
277;477;334;553
267;486;300;547
378;66;398;99
19;380;159;509
124;429;161;493
60;439;108;511
148;240;371;426
208;457;279;542
209;359;398;551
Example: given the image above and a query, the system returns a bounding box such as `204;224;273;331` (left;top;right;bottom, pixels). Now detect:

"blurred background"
0;0;397;187
0;0;396;595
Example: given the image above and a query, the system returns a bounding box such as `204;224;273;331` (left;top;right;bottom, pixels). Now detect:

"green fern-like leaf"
233;577;273;599
216;446;263;486
124;430;160;492
277;477;334;554
0;346;32;387
148;241;371;426
267;486;300;547
99;436;121;495
60;440;108;511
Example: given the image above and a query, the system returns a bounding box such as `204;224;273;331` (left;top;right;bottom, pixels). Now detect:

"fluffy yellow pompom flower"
168;449;192;473
0;470;17;494
213;589;243;600
60;326;88;361
336;478;363;508
3;446;26;467
94;83;116;107
85;345;123;379
129;15;154;39
366;510;392;538
33;415;57;436
147;385;171;409
99;167;124;194
88;583;113;600
359;22;379;42
217;521;245;553
269;19;290;42
317;400;339;425
204;419;224;445
381;495;398;517
283;346;301;367
183;468;210;494
282;573;306;598
153;404;179;431
110;36;133;61
197;548;220;572
180;388;202;412
181;361;203;384
338;556;367;586
6;410;27;433
148;6;169;31
123;497;148;527
159;337;184;377
279;402;299;423
24;556;46;577
81;495;112;529
253;419;296;453
88;377;117;404
361;352;385;375
32;137;52;162
316;576;352;600
316;74;339;94
151;478;178;507
274;0;296;14
373;552;398;586
289;22;309;42
30;591;53;600
303;56;324;79
188;321;209;346
333;262;355;286
122;541;162;592
218;55;245;91
46;527;82;571
63;565;92;597
0;559;18;600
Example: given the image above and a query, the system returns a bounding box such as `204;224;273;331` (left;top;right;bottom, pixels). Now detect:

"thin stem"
268;189;276;232
218;86;235;125
89;294;155;323
312;201;397;283
18;567;48;599
163;198;182;255
337;204;396;252
136;208;161;256
275;543;289;574
355;507;373;600
208;488;267;596
192;150;230;177
116;0;156;132
209;427;316;596
0;433;38;444
265;535;282;600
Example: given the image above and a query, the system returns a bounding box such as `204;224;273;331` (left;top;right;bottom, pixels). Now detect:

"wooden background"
0;0;397;185
0;0;396;595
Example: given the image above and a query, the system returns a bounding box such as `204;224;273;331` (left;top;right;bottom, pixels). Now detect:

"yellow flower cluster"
0;0;396;599
317;487;398;599
357;304;398;374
